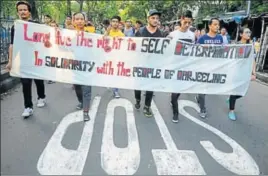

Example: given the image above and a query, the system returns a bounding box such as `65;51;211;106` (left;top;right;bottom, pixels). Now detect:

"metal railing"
0;19;14;65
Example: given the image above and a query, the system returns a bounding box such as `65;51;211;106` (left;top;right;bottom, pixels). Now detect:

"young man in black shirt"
134;9;163;117
6;1;46;118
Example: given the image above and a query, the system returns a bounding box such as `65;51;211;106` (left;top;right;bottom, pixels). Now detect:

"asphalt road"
1;81;268;175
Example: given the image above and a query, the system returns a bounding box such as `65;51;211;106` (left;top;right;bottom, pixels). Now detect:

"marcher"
6;1;46;118
134;9;163;117
104;15;125;98
196;18;223;118
227;27;256;121
72;12;93;121
167;10;195;123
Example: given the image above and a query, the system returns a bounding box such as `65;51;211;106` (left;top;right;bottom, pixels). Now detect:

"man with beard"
167;10;195;123
134;9;163;117
6;1;46;118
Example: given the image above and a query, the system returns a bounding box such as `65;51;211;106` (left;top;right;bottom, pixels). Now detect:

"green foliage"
1;0;267;25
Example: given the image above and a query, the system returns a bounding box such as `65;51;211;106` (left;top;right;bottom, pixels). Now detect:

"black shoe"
143;106;153;117
48;80;54;84
83;112;90;121
172;113;179;123
199;108;207;119
135;100;141;110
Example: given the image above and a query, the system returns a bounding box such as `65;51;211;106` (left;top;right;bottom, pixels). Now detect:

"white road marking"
37;96;101;175
151;100;206;175
178;100;260;175
101;98;140;175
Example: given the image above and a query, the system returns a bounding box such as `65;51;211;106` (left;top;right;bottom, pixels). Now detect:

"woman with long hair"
228;27;256;121
72;12;93;121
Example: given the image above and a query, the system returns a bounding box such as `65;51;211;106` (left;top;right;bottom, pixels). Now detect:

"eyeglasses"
244;31;251;34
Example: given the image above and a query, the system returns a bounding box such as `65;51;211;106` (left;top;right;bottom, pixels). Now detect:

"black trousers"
134;90;153;107
229;95;242;110
74;84;83;103
21;78;45;108
171;93;181;115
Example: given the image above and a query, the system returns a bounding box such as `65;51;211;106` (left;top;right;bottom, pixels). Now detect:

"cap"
147;9;161;17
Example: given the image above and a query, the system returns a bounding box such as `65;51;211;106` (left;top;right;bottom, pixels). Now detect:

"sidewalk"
256;71;268;84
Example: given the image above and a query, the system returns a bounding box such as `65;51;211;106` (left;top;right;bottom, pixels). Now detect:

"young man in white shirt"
167;10;195;123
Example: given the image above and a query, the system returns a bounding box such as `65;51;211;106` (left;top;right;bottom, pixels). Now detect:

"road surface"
1;81;268;175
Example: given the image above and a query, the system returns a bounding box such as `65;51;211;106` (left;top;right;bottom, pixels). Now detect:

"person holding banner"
72;12;93;121
228;27;256;121
134;9;163;117
104;15;125;98
196;18;223;119
167;10;195;123
6;1;46;118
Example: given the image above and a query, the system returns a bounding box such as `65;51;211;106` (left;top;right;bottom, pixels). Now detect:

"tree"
67;0;71;16
26;0;39;20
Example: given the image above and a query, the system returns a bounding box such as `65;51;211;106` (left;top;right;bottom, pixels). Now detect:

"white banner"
11;20;254;95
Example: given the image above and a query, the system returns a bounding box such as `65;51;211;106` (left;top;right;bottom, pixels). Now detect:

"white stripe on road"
101;98;140;175
151;100;206;175
178;100;260;175
37;96;101;175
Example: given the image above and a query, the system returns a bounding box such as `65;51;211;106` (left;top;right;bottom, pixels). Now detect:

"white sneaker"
37;98;46;107
22;108;33;117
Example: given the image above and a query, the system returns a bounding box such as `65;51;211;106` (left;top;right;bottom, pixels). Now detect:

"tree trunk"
79;0;84;12
67;0;71;16
26;0;39;21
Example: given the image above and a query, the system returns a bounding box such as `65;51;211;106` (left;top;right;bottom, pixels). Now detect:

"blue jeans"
74;85;92;112
113;88;118;93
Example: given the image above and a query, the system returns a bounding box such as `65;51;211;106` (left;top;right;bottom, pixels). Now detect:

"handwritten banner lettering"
11;20;254;96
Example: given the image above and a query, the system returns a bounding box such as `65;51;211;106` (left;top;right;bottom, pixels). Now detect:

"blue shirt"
197;34;223;44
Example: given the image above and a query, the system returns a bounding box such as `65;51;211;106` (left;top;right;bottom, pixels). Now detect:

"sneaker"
114;91;120;98
76;103;83;110
199;108;207;119
48;80;54;84
22;108;33;117
172;113;179;123
83;112;90;121
228;111;237;121
37;98;46;107
143;106;153;117
134;100;141;110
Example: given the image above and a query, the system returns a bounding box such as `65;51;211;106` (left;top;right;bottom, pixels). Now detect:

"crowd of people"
6;1;259;122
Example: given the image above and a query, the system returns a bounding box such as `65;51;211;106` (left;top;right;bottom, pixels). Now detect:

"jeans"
197;94;206;110
21;78;45;108
229;95;242;110
113;88;118;93
134;90;153;107
74;85;92;112
171;93;181;114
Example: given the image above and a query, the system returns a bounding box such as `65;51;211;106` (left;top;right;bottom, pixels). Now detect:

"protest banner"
10;20;254;95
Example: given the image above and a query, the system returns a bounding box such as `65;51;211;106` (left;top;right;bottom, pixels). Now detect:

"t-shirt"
135;26;163;38
168;29;195;43
221;35;229;44
109;29;125;37
197;34;223;44
11;20;39;45
123;27;135;37
84;26;96;33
